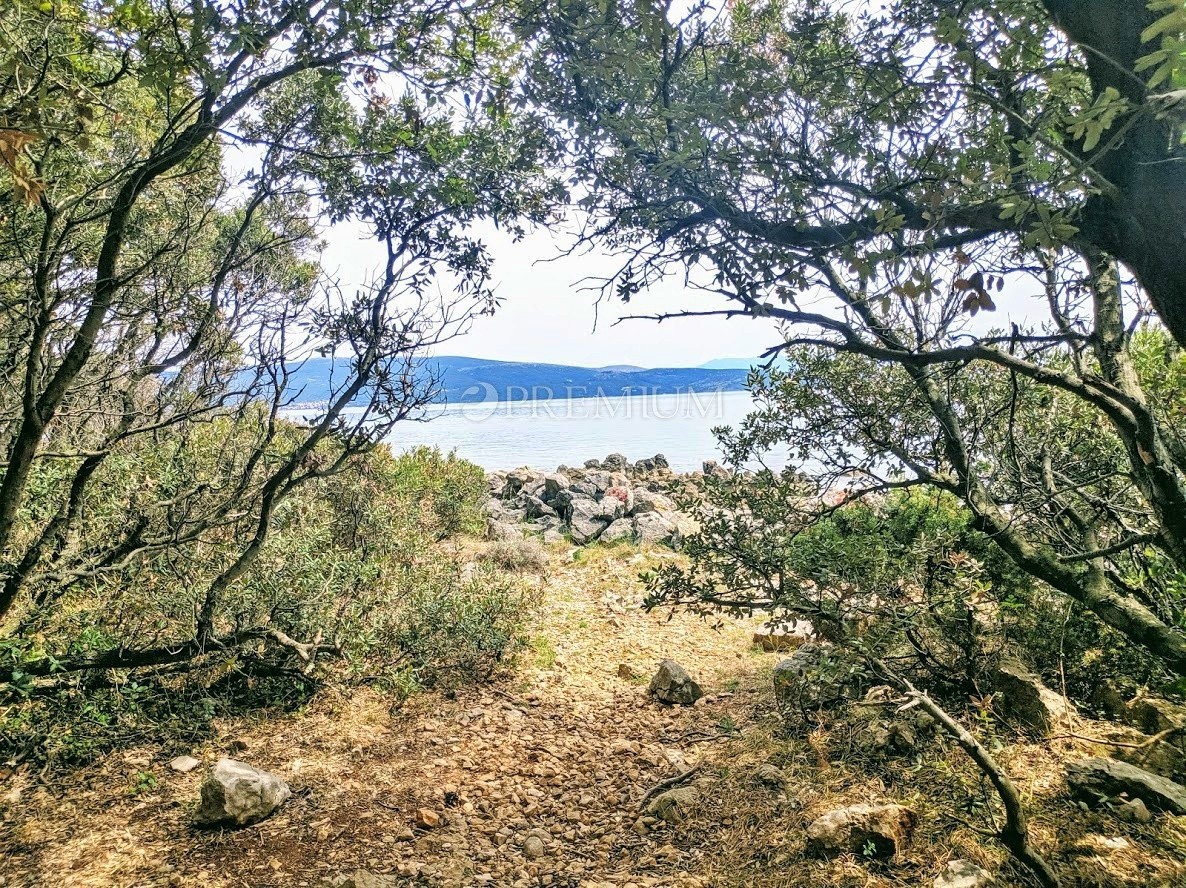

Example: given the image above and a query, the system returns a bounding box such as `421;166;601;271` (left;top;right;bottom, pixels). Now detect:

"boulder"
600;519;635;544
634;512;677;545
753;622;810;652
542;473;570;501
773;642;852;722
865;720;918;758
603;485;635;513
993;660;1076;735
652;453;670;469
644;785;700;823
649;659;704;705
806;803;916;860
570;480;600;498
934;860;995;888
583;458;601;469
593;494;626;523
1125;695;1186;736
194;759;291;826
1065;756;1186;814
568;497;608;544
602;452;630;471
702;459;731;480
523;494;557;520
632;488;675;515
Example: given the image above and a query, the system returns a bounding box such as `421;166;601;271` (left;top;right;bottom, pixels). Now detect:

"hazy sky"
321;220;781;369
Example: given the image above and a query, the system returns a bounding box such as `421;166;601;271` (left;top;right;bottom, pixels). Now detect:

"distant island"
282;355;760;406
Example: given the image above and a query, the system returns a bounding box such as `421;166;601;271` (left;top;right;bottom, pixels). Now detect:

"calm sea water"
382;390;773;472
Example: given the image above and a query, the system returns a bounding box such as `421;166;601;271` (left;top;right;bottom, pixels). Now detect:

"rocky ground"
3;542;1186;888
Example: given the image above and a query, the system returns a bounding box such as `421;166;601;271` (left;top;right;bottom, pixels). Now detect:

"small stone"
644;786;700;823
753;763;787;791
522;835;546;859
934;859;996;888
1116;797;1153;824
169;755;201;774
415;808;442;829
327;871;401;888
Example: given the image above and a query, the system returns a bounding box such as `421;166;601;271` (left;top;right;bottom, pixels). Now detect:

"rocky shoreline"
484;452;728;546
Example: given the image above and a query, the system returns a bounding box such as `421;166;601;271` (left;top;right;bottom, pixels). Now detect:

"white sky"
321;219;781;369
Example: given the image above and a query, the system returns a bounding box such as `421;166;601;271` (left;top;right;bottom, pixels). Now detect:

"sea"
382;390;784;472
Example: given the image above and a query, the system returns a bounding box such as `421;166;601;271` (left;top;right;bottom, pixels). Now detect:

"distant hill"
282;356;752;406
698;357;760;370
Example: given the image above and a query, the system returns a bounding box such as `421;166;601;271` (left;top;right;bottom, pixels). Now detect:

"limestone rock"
702;460;731;480
542;473;570;502
1125;695;1186;736
486;519;523;541
602;453;629;471
773;643;851;723
169;755;201;774
568;497;608;544
752;622;810;652
934;860;996;888
523;494;557;520
600;518;635;544
1117;797;1153;824
415;807;442;828
644;785;700;823
806;803;916;860
194;759;291;826
753;763;787;791
649;659;704;705
633;512;677;545
993;660;1076;736
592;493;626;522
631;488;675;515
1065;756;1186;814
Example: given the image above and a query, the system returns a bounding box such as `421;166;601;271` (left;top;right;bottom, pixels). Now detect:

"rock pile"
485;453;699;546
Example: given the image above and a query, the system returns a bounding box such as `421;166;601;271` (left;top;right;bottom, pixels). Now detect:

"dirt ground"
3;543;1185;888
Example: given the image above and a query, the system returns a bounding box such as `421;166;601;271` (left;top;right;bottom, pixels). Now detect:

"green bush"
390;563;533;691
0;436;526;765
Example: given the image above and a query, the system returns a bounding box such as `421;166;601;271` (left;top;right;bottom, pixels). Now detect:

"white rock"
934;859;996;888
194;758;291;826
169;755;201;774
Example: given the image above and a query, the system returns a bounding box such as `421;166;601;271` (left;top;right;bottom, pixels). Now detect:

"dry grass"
480;536;551;572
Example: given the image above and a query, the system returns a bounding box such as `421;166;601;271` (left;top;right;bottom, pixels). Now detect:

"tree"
0;0;558;682
524;0;1186;675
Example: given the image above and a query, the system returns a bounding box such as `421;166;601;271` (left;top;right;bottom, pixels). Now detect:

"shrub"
0;439;523;765
390;563;533;691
